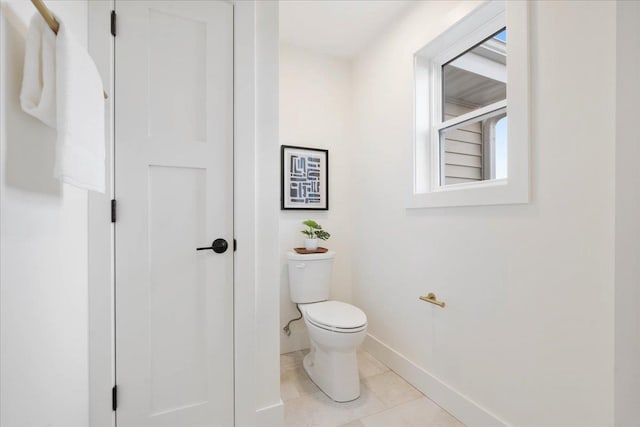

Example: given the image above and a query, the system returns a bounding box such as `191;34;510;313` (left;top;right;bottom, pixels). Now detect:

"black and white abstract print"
281;145;328;210
289;154;321;204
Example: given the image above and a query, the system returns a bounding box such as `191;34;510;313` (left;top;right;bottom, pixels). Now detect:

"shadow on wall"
280;252;308;342
3;5;61;197
280;210;329;221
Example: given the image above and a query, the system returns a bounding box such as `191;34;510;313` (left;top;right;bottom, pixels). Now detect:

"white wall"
279;44;355;354
351;1;615;426
614;1;640;425
0;1;90;426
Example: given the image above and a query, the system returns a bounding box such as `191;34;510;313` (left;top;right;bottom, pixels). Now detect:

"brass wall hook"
419;292;445;308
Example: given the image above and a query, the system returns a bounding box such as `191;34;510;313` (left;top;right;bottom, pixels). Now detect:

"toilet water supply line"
283;304;303;336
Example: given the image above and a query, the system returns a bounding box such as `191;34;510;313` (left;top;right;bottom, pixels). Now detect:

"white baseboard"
256;400;284;427
363;334;509;427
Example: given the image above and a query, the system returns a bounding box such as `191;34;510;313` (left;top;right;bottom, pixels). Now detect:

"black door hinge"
233;239;237;251
111;199;117;223
112;385;118;411
110;10;116;37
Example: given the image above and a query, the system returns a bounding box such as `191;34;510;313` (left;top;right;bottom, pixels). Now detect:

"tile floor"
281;349;464;427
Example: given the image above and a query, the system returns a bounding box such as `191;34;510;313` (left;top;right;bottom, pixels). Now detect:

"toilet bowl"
299;301;367;402
287;251;368;402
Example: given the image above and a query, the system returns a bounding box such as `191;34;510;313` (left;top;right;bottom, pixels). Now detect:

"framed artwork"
281;145;329;210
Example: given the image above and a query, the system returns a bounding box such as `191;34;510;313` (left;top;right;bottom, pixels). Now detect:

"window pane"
494;116;507;179
494;29;506;43
442;28;507;120
439;108;507;186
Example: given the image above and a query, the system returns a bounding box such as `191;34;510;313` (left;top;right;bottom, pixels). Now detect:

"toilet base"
302;345;361;402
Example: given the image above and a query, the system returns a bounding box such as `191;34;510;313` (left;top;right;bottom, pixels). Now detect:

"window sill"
406;178;528;209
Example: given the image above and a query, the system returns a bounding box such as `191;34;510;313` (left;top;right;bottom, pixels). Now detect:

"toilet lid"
304;301;367;330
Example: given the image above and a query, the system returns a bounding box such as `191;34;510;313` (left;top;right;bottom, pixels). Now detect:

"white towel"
20;13;105;193
20;14;56;128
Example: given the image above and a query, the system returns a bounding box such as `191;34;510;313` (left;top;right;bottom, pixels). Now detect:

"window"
440;29;506;185
410;1;529;208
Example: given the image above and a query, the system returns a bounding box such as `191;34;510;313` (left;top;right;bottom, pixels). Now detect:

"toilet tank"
287;251;335;303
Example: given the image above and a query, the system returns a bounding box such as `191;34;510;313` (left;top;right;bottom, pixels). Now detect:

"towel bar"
419;293;446;308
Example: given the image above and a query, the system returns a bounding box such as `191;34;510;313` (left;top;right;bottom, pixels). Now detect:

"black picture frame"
281;145;329;210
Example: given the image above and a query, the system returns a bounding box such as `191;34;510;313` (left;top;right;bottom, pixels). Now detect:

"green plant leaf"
314;230;330;240
302;219;320;229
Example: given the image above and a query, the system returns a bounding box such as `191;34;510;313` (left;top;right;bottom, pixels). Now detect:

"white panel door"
114;1;233;426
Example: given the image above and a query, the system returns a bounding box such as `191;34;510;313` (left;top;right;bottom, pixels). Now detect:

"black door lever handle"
197;238;228;254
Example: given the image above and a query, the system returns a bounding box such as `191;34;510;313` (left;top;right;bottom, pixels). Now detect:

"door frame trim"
88;2;264;425
88;1;115;425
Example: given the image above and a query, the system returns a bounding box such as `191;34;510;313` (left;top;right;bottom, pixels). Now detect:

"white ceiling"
279;0;414;58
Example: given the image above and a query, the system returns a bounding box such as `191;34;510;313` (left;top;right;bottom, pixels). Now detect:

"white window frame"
409;0;530;208
483;112;508;180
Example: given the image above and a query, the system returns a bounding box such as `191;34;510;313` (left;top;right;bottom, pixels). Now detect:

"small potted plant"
301;220;330;250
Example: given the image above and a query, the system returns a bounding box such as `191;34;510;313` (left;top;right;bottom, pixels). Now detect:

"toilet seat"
307;318;367;334
302;301;367;333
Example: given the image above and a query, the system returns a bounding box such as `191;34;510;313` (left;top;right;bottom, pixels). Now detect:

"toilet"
287;251;367;402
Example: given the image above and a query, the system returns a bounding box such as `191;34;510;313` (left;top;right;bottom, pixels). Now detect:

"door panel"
148;166;207;415
114;2;234;426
